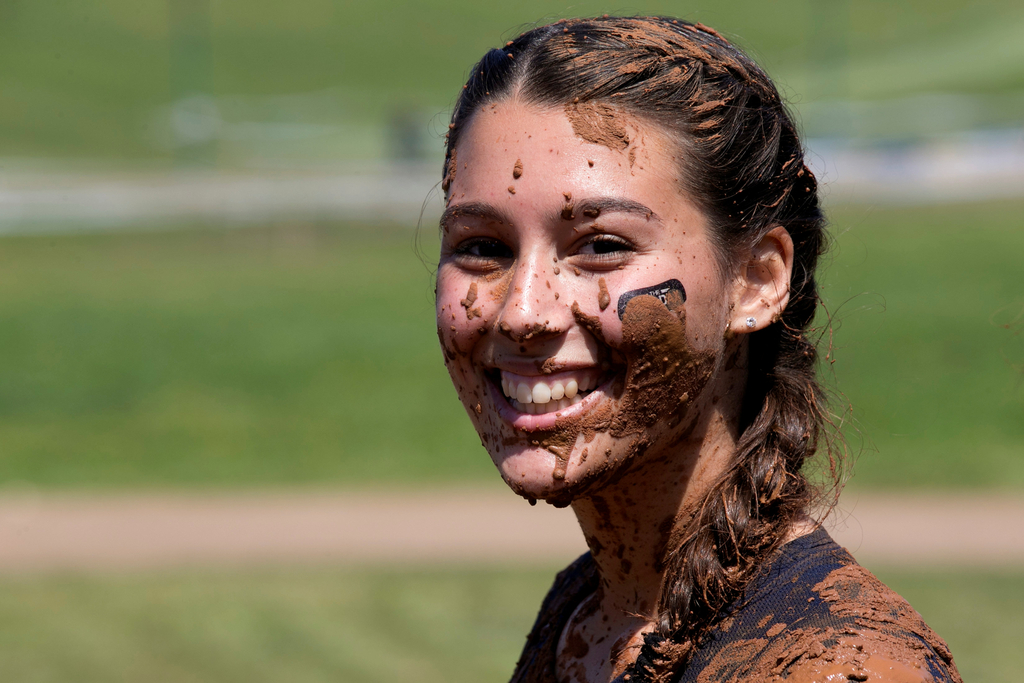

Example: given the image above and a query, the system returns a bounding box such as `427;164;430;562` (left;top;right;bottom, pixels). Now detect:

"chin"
489;431;640;508
493;447;569;504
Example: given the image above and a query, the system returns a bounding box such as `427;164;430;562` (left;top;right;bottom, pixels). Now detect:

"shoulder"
678;528;962;683
510;552;599;683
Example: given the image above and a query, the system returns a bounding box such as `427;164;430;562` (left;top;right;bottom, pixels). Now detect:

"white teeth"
500;370;597;412
509;394;583;414
564;379;578;399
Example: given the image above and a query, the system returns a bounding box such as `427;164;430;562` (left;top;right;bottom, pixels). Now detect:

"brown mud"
565;101;631;151
510;537;962;683
442;148;457;193
488;270;512;302
694;563;961;683
598;278;611;311
533;295;714;508
460;282;477;308
460;282;482;319
562;192;575;220
540;357;567;375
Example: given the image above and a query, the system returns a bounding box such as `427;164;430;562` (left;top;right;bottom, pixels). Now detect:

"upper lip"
487;359;597;376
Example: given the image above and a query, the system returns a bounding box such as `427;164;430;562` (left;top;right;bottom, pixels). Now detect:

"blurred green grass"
0;222;489;487
0;199;1020;490
0;564;1017;683
822;200;1024;489
1;0;1022;161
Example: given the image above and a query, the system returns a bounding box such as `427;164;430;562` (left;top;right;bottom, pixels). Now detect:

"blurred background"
0;0;1022;681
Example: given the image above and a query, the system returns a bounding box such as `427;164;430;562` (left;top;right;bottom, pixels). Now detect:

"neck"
570;396;742;622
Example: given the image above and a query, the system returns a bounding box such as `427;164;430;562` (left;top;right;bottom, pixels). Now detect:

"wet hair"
444;16;834;679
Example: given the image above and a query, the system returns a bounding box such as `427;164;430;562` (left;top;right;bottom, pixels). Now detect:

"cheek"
436;271;493;342
435;270;504;396
579;271;696;350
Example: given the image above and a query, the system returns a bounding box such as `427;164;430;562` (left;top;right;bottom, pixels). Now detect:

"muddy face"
436;101;738;505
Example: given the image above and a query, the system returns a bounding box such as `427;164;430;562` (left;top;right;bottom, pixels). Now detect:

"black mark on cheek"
616;279;686;320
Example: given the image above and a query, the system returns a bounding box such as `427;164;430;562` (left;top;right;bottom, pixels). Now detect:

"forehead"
451;101;688;215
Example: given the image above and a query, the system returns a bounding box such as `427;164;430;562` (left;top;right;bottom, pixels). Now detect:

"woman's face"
436;101;743;505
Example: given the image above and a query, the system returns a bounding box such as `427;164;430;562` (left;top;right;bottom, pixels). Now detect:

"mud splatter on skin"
598;278;611;311
540;357;567;375
436;325;459;362
571;301;603;339
562;192;575;220
442;147;457;194
462;280;477;307
459;282;481;320
488;269;513;303
552;459;568;481
500;321;555;343
565;101;630;151
528;295;715;508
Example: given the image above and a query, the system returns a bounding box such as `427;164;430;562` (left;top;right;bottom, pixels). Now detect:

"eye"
568;234;636;271
454;237;513;260
577;235;633;256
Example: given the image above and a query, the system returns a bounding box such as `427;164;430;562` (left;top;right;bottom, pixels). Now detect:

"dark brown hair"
444;16;834;679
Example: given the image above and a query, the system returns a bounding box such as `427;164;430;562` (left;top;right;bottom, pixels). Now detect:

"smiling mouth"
492;369;610;416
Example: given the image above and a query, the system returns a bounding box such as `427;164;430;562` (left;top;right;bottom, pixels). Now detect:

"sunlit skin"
436;101;794;682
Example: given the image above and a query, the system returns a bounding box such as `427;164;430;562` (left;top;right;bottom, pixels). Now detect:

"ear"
729;226;794;334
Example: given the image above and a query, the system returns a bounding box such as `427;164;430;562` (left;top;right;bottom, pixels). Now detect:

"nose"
495;250;568;344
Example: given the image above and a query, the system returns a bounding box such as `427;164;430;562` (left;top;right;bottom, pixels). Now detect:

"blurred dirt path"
0;488;1021;573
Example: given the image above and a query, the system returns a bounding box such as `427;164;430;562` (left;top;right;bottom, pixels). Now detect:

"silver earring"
745;316;757;328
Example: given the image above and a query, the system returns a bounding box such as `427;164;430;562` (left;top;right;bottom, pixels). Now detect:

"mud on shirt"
510;528;961;683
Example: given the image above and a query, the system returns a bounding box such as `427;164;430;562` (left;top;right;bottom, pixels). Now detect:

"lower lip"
488;377;613;431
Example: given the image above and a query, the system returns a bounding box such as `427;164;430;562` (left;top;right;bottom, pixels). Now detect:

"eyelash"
453;238;513;260
449;233;635;267
577;234;634;257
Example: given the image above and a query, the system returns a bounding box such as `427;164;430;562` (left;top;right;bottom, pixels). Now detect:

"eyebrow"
570;197;659;222
440;202;513;232
440;196;658;232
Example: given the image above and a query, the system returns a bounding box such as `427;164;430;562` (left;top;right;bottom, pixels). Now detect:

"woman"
435;16;960;683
